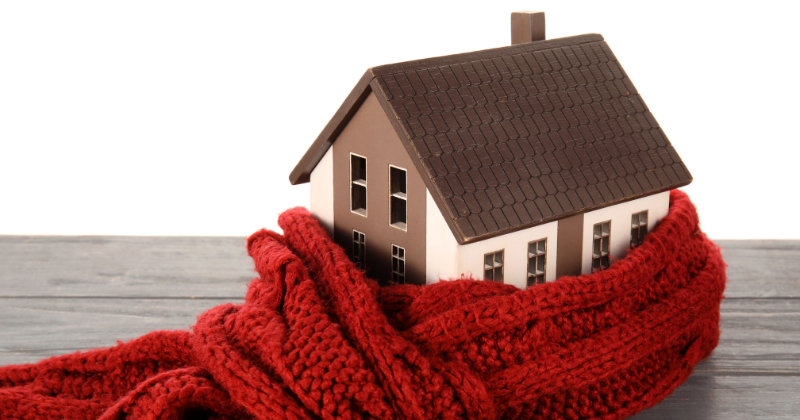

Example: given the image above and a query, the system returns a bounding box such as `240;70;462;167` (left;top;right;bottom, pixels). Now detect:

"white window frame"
630;210;648;247
592;220;611;272
527;238;547;286
389;165;407;231
350;153;367;217
484;250;504;283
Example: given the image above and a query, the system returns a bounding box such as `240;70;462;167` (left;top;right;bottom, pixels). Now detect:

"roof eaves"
289;69;376;185
369;78;470;244
458;182;691;244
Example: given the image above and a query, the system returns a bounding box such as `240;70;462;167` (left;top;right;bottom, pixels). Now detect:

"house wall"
310;146;334;237
332;91;426;285
580;191;670;274
426;189;669;288
426;191;559;289
457;220;559;289
425;189;459;284
556;213;583;278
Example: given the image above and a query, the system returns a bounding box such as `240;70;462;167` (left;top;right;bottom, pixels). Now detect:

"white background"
1;1;797;239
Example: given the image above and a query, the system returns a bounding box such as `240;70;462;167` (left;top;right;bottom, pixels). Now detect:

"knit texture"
0;190;726;420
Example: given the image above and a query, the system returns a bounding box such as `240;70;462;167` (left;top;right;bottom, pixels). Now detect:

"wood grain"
0;297;237;366
716;240;800;298
0;236;797;418
0;235;254;298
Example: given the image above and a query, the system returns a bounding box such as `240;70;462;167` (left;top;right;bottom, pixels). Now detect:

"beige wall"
457;219;559;289
426;188;559;289
310;146;334;237
332;91;426;285
425;189;459;284
427;189;670;288
580;191;670;274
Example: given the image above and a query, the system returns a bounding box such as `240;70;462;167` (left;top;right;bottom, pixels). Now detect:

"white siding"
309;146;334;237
425;186;559;289
426;189;669;287
425;189;458;284
580;191;670;274
457;219;558;289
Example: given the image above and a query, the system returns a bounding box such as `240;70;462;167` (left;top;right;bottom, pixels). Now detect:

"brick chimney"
511;11;545;44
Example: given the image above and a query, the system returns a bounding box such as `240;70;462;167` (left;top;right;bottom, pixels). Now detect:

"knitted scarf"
0;190;726;420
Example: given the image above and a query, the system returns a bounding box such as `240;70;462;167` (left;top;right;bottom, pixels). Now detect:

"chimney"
511;11;545;44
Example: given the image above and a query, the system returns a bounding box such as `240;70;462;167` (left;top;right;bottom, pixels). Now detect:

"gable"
330;91;428;284
290;71;375;185
291;34;692;245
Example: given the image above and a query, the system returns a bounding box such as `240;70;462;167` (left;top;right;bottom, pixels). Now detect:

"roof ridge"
370;34;604;76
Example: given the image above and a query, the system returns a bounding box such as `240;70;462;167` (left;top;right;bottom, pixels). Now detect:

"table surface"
0;236;798;419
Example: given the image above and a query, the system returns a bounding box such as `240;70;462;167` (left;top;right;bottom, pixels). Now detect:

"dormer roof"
289;34;692;244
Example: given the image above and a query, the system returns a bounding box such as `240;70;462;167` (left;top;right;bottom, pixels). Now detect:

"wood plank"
0;297;239;366
1;296;796;418
2;237;798;298
630;372;800;419
3;297;797;371
0;236;254;298
717;240;800;298
707;298;800;373
0;236;798;418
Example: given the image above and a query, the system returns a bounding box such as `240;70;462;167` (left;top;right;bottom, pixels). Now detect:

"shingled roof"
290;34;692;245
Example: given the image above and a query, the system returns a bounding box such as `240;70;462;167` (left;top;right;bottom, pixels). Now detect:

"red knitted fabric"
0;190;726;420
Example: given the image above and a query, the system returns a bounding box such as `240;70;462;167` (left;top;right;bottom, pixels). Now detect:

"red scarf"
0;190;726;420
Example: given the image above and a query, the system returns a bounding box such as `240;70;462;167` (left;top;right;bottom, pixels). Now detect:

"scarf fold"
0;190;726;420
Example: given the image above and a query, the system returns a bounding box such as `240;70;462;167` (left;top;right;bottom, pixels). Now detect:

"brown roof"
290;34;692;245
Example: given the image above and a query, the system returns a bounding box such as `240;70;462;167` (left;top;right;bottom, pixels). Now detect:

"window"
351;154;367;215
484;250;504;282
527;238;547;286
353;230;366;268
592;221;611;272
630;211;648;247
391;245;405;284
389;166;407;230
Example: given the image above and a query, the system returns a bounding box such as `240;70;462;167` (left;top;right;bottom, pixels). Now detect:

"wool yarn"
0;190;726;420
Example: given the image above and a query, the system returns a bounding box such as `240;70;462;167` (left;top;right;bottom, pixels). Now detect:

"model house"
289;12;692;288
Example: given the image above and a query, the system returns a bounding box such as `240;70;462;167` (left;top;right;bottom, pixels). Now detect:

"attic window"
351;154;367;216
484;250;504;283
592;221;611;272
527;238;547;287
630;211;648;247
392;245;405;284
389;166;407;230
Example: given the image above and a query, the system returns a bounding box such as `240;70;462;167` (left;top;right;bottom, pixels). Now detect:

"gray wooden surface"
0;236;798;419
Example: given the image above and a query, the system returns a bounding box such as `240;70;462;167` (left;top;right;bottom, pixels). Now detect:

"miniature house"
289;12;692;288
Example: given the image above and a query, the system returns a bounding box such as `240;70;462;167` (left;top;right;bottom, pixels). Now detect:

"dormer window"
389;166;407;230
350;154;367;216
